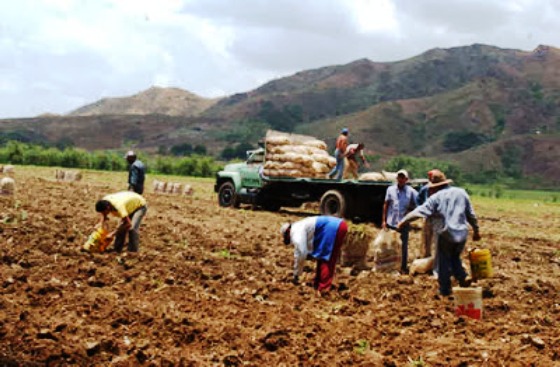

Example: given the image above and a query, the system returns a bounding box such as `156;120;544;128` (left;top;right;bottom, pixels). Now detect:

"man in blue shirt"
397;170;481;296
382;169;418;273
125;151;146;195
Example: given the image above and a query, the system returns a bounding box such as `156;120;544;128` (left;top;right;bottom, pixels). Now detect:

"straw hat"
428;170;453;188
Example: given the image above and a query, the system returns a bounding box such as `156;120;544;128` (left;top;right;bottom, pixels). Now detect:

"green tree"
193;144;207;155
170;143;193;156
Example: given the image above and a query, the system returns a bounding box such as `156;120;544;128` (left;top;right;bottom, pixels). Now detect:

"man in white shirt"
281;216;348;297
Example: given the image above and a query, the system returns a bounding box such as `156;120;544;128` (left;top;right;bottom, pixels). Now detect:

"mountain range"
0;43;558;185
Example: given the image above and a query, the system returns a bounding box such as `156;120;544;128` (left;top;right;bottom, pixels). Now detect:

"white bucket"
453;287;483;320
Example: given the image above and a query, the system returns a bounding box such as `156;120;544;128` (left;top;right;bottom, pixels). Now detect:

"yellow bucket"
453;287;483;320
83;227;110;253
469;248;493;280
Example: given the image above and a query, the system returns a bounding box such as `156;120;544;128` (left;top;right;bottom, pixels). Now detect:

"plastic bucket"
469;248;493;280
453;287;482;320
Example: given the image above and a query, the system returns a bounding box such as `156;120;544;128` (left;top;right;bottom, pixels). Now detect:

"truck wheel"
319;190;347;218
263;202;281;212
218;181;240;208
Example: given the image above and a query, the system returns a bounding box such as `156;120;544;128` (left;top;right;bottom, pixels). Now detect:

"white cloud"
0;0;558;118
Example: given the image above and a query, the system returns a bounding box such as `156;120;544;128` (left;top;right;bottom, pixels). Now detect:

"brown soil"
1;168;559;366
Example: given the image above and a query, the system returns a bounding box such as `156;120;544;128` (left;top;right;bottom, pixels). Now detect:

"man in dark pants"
398;171;481;296
95;191;148;252
382;169;418;274
125;150;146;194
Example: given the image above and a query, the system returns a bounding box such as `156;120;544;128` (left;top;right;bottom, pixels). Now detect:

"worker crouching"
281;216;348;297
95;191;148;253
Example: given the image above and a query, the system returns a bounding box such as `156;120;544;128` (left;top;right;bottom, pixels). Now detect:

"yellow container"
469;248;493;280
453;287;483;320
83;227;110;253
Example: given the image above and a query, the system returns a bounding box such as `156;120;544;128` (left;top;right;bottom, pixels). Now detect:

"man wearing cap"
397;170;481;297
125;151;146;195
95;191;148;252
280;216;348;297
327;128;349;180
382;169;418;273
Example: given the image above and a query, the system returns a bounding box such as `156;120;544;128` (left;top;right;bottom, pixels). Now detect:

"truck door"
241;149;264;188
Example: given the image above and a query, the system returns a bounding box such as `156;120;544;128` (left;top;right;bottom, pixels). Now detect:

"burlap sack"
372;229;402;273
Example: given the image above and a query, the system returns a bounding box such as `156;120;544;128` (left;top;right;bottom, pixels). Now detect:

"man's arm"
465;195;481;241
381;201;389;229
291;229;308;281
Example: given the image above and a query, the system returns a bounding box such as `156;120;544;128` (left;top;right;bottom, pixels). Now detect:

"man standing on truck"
382;169;418;274
343;142;370;179
327;128;349;180
281;216;348;297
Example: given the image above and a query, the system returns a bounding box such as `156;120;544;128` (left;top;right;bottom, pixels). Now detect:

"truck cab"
214;148;266;208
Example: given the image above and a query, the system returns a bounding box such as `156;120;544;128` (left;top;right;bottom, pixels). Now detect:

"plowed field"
1;167;559;366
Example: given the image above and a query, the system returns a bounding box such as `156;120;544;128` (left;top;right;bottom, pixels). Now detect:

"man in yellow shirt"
95;191;148;252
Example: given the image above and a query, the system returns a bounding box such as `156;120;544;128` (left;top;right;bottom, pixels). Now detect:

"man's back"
425;187;477;242
129;160;146;194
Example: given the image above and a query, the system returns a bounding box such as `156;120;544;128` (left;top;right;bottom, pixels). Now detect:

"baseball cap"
341;128;349;134
124;150;135;158
396;169;409;179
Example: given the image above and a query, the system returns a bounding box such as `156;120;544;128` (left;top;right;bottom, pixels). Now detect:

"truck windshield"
247;150;264;164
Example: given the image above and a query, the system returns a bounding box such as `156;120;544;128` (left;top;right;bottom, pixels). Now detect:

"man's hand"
396;221;404;231
292;275;299;285
473;231;481;241
381;222;387;230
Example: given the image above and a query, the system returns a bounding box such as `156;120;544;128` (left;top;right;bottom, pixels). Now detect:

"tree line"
0;141;221;177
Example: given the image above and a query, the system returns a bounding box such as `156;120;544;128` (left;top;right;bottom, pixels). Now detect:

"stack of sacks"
263;130;336;178
153;179;194;196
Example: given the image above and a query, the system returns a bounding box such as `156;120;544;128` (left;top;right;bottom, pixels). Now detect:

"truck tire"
319;190;347;218
218;181;240;208
263;202;281;212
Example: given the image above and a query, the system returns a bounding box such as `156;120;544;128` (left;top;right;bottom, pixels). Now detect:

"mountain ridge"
1;43;559;184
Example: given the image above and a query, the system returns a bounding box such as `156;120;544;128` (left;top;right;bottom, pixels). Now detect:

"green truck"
214;147;415;224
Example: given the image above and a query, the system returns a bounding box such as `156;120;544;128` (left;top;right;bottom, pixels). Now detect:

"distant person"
343;142;370;179
280;216;348;297
398;170;481;297
327;128;349;180
125;150;146;195
95;191;148;252
382;169;418;274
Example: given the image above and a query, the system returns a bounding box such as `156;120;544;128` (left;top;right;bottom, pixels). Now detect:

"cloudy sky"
1;0;558;118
